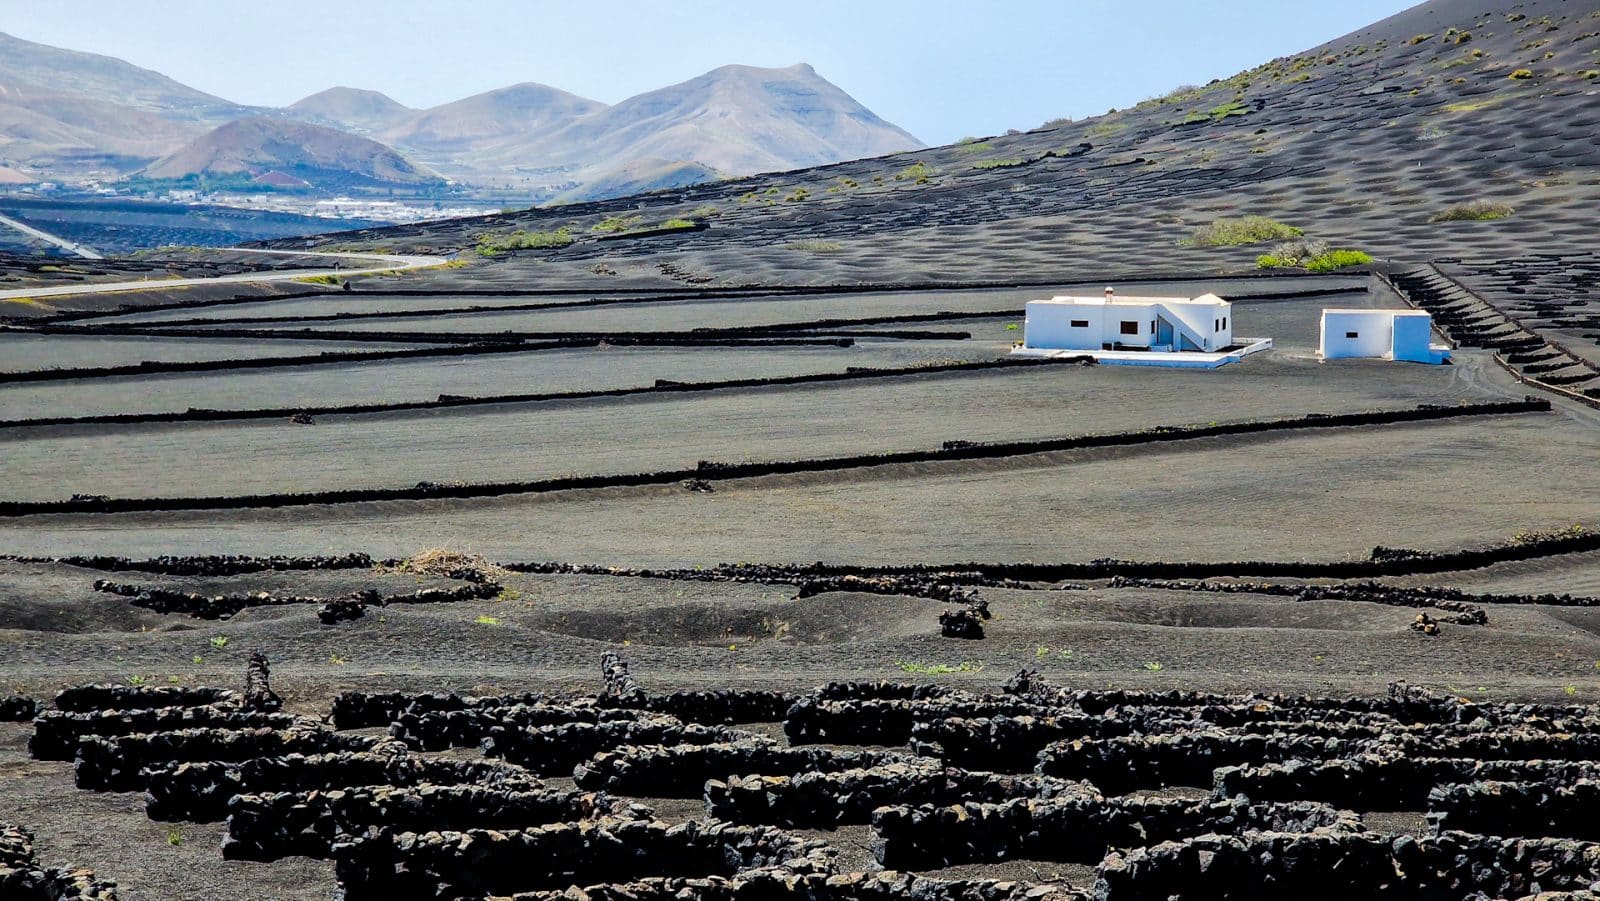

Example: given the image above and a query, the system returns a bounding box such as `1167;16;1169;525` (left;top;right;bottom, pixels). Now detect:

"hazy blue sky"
1;0;1417;144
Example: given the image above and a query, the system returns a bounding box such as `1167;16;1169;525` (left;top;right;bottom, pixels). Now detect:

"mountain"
383;64;924;184
0;81;201;172
530;64;924;177
0;30;922;200
141;117;443;190
287;87;414;133
0;31;243;120
379;82;609;156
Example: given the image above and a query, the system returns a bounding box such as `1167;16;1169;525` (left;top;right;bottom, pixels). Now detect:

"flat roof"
1321;308;1430;316
1030;292;1228;307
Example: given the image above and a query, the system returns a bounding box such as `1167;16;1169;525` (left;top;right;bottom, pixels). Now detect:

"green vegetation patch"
475;227;573;256
894;162;935;185
954;140;995;154
657;218;697;230
971;158;1028;170
1256;239;1373;272
1184;99;1250;124
1431;200;1514;222
592;215;645;233
1509;68;1534;79
1186;215;1303;247
896;660;984;675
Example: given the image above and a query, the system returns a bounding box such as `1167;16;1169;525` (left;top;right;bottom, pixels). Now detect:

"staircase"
1389;265;1600;403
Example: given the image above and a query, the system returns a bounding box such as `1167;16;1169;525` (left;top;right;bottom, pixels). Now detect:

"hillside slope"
142;117;443;189
282;0;1597;286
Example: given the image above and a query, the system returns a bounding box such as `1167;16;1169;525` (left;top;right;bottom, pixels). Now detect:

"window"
1119;321;1139;335
1214;318;1220;331
1070;319;1089;328
1223;317;1228;329
1345;331;1359;339
1150;320;1157;334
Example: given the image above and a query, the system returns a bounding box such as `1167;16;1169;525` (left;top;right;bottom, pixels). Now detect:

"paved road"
0;212;103;260
0;248;448;300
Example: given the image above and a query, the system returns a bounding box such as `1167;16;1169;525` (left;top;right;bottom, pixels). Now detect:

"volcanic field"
5;0;1600;898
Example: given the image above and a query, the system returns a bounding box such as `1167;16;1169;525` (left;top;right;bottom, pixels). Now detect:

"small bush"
657;218;696;230
1256;240;1372;271
475;227;573;256
1305;249;1375;272
1408;33;1436;45
1431;200;1514;222
896;660;983;675
786;239;845;253
1187;215;1303;247
1040;116;1074;128
1509;68;1534;79
688;204;719;218
784;188;810;202
592;215;644;233
894;162;935;184
972;158;1026;170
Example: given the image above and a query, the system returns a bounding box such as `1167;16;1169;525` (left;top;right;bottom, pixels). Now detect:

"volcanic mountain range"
0;31;923;198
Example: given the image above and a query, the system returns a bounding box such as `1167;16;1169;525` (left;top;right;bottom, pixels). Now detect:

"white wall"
1390;313;1436;363
1024;301;1103;350
1162;299;1231;352
1320;310;1395;359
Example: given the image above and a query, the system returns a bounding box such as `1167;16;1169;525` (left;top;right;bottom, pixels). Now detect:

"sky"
0;0;1418;145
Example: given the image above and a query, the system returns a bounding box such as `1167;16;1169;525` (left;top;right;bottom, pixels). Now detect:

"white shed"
1319;309;1450;364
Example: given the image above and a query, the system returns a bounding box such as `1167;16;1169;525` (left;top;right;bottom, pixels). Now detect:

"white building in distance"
1319;309;1450;364
1012;288;1270;368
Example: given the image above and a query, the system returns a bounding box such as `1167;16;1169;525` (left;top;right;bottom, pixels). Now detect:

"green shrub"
972;158;1026;170
894;162;935;184
1256;240;1372;271
1509;68;1534;79
592;215;644;233
784;187;810;202
1186;216;1303;247
1407;33;1436;45
1431;200;1514;222
658;218;697;230
1305;249;1374;272
475;227;573;256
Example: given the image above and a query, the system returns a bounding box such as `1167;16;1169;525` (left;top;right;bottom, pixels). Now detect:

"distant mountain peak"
142;116;442;190
287;86;414;132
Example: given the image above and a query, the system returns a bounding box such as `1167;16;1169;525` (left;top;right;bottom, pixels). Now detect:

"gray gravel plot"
0;350;1481;502
1384;551;1600;598
165;280;1353;335
82;293;664;324
0;409;1582;567
0;341;980;422
0;332;423;374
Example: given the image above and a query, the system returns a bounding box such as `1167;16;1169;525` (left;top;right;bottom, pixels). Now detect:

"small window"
1214;319;1220;331
1345;331;1359;339
1070;319;1089;328
1150;320;1157;334
1223;317;1228;329
1119;321;1139;335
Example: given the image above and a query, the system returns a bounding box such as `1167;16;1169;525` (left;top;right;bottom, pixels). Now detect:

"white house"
1319;309;1450;364
1021;289;1236;351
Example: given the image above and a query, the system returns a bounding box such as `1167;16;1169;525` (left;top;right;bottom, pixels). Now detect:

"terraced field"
4;0;1600;898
